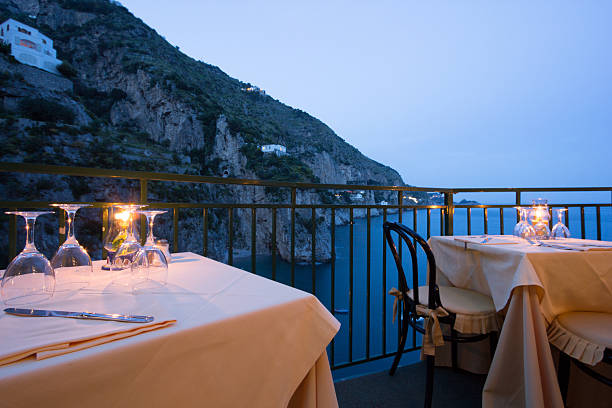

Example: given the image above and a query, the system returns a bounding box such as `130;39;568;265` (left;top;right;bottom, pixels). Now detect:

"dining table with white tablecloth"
429;235;612;408
0;252;340;408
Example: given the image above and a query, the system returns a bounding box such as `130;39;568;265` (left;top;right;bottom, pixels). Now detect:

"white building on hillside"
260;144;287;156
0;19;61;74
241;85;266;95
349;192;364;201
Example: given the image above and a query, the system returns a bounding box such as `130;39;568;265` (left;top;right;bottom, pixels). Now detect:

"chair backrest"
383;222;438;310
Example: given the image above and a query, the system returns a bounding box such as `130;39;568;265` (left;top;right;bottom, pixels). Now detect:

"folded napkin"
0;293;176;367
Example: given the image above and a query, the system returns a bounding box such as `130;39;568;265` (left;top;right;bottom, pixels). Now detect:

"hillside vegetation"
0;0;421;267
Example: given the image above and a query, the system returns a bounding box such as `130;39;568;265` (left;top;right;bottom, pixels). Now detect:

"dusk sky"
121;1;611;201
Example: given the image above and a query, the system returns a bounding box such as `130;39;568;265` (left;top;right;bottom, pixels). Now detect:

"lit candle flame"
115;211;130;223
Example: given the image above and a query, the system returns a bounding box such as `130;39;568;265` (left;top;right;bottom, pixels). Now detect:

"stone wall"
0;57;72;92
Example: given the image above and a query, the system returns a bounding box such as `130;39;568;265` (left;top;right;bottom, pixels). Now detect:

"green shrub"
0;70;11;85
110;88;127;101
68;176;91;198
73;83;114;121
79;120;103;135
58;0;115;14
57;60;77;78
19;98;75;124
0;41;10;55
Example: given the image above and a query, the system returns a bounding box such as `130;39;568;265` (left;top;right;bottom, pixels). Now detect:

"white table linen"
0;252;340;408
429;236;612;408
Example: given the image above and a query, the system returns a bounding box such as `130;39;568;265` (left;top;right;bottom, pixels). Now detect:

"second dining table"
429;235;612;408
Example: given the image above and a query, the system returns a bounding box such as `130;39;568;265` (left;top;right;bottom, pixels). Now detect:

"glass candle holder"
102;205;131;271
529;199;550;240
110;204;147;287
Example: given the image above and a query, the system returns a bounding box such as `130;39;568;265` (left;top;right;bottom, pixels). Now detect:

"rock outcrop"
0;0;423;267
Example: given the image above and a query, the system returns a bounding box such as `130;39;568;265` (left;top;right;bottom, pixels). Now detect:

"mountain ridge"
0;0;422;266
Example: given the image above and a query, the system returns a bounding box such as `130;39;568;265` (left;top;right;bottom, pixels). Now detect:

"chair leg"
558;352;570;405
451;328;458;371
424;355;435;408
489;331;498;360
389;315;409;376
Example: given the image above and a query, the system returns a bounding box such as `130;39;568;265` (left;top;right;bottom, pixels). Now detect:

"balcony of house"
1;162;611;408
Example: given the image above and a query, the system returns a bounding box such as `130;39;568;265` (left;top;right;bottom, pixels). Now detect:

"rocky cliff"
0;0;424;267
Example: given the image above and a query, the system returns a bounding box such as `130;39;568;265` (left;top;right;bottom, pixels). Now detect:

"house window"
19;38;37;49
42;39;46;44
18;27;31;35
7;24;9;31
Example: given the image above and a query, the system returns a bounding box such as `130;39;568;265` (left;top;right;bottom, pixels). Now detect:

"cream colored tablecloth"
0;252;340;408
429;236;612;408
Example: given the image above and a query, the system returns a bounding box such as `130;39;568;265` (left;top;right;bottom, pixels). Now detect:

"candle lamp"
102;206;132;271
529;198;550;240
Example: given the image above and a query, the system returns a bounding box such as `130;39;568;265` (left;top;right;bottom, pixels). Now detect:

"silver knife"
538;243;584;251
4;308;154;323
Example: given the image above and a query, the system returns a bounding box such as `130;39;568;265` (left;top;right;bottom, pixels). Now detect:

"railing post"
140;178;147;245
58;209;65;246
102;207;108;260
202;208;208;257
397;191;403;223
227;207;233;265
290;187;296;286
397;191;403;258
444;192;454;236
515;191;521;223
8;210;16;261
174;208;180;254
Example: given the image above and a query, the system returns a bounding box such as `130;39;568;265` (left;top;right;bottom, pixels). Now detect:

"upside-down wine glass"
131;210;168;290
1;211;55;305
513;207;529;237
520;209;537;240
50;204;93;292
110;204;147;286
551;209;570;239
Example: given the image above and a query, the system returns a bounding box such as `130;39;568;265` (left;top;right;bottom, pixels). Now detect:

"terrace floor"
335;362;486;408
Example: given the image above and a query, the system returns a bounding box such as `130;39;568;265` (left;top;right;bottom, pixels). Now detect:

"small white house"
403;195;419;204
260;144;287;156
241;85;266;96
0;19;61;74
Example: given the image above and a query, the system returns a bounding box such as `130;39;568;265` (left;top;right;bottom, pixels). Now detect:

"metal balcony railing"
1;162;611;371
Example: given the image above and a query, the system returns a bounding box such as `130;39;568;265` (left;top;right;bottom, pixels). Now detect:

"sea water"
235;206;612;379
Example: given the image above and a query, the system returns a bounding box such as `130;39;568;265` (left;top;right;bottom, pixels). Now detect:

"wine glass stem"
24;216;37;252
127;211;136;241
66;210;76;244
146;215;156;246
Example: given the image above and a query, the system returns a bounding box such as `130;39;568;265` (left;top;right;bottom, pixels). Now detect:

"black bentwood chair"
383;222;501;408
549;312;612;404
